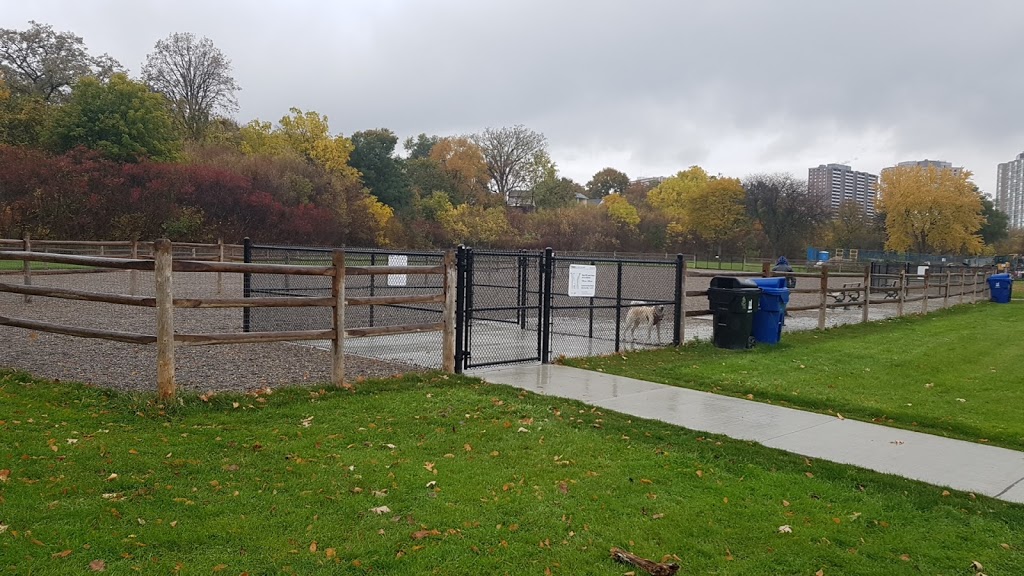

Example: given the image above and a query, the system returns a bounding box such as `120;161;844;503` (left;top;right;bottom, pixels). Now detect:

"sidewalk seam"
994;475;1024;498
761;419;836;442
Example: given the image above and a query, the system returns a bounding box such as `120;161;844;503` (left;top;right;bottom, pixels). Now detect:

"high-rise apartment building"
880;159;964;179
808;164;879;216
997;152;1024;229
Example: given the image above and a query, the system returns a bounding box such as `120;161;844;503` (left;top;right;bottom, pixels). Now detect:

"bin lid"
709;276;759;289
989;273;1013;281
758;286;789;296
751;277;786;290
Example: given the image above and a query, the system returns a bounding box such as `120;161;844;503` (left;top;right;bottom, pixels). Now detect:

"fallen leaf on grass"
370;506;391;515
300;416;314;428
0;469;9;482
899;554;910;561
325;548;337;559
941;490;951;497
51;550;72;559
309;541;317;553
411;529;440;540
971;560;984;571
89;559;106;571
778;525;793;534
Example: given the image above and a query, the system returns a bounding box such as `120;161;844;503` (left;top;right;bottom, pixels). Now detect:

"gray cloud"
3;0;1021;192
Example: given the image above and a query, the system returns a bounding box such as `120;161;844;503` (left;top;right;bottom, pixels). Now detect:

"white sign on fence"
568;264;597;297
388;254;408;286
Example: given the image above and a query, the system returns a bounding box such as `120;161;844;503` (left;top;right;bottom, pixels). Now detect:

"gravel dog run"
0;270;422;394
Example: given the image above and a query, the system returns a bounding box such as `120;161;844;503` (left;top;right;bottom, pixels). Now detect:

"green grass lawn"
2;370;1024;575
564;301;1024;451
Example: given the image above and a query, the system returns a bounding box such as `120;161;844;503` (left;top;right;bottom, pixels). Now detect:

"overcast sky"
3;0;1021;195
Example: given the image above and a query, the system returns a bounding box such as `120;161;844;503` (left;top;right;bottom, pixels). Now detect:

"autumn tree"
586;167;630;198
0;76;52;147
603;193;640;229
743;173;830;257
686;176;747;257
0;21;121;102
142;32;240;141
473;125;548;202
349;128;411;211
877;165;983;255
240;108;359;181
49;73;180;162
647;166;710;245
428;136;491;205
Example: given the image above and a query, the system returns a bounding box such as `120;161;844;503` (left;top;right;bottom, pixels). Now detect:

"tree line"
1;21;1016;257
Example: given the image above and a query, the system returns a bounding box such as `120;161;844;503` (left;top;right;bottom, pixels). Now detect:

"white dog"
623;301;665;344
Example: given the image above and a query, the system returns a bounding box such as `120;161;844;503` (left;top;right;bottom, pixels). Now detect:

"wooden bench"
829;282;863;303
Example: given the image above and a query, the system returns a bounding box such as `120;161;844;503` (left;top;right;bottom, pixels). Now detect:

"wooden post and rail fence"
0;239;456;399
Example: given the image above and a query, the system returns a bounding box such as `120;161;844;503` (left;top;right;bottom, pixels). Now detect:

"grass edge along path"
1;369;1024;575
563;301;1024;452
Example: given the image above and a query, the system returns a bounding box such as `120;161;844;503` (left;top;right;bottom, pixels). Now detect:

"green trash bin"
707;277;760;349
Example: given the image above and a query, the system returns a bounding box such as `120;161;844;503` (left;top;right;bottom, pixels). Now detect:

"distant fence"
0;239;456;398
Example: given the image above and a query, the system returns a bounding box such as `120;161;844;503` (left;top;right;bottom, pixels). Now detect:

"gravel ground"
0;269;422;394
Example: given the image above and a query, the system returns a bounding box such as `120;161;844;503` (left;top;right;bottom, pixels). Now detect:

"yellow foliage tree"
647;166;746;252
239;108;359;182
602;193;640;229
361;196;395;246
877;166;983;255
438;203;512;246
684;176;748;254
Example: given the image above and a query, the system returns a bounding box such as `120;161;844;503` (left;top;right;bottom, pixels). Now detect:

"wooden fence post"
862;265;871;324
129;240;139;296
331;249;346;387
922;269;930;314
972;271;979;302
761;262;771;277
817;267;828;330
897;270;906;317
959;270;965;304
22;232;31;304
943;271;950;308
154;239;176;399
216;238;224;295
442;250;456;373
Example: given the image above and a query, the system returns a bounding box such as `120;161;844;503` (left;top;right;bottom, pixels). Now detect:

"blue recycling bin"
750;277;790;345
988;273;1013;304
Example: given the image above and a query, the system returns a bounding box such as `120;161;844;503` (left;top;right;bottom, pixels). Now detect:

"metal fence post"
369;253;377;327
517;250;527;329
242;237;252;333
21;232;32;304
959;269;965;304
154;239;175;399
588;259;596;339
129;240;139;296
454;246;467;374
614;260;623;352
216;238;224;295
817;267;829;330
897;270;906;316
862;265;871;323
673;254;684;346
540;247;554;364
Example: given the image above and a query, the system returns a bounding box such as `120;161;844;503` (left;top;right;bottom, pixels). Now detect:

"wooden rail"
0;239;457;399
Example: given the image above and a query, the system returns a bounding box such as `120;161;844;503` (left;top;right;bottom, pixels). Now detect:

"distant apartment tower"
997;152;1024;229
880;159;964;179
808;164;879;216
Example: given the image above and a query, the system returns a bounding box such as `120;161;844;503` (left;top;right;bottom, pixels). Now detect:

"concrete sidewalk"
474;364;1024;504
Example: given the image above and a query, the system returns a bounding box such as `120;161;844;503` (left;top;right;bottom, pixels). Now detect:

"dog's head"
652;305;665;324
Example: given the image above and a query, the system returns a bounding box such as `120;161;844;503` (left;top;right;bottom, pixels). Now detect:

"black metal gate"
454;247;684;373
